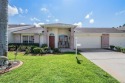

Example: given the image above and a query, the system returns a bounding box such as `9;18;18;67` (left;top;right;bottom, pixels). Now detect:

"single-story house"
8;23;125;49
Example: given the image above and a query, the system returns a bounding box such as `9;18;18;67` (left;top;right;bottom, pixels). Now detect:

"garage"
109;34;125;47
75;34;101;48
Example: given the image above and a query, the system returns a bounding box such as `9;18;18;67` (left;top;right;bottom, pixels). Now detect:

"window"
23;36;34;43
23;36;28;43
29;36;34;43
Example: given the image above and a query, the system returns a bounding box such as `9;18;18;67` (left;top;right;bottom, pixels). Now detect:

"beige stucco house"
9;23;125;49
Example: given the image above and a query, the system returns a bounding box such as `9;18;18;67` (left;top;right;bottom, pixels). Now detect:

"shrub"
40;48;45;54
31;46;37;53
115;46;122;52
19;45;27;51
121;48;125;53
41;44;48;48
8;43;39;47
25;47;31;54
8;45;16;51
110;45;115;50
53;48;61;53
33;47;42;54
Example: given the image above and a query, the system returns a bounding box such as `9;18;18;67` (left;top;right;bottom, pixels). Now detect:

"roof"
117;26;125;31
42;23;77;28
8;24;31;28
13;27;43;34
75;28;125;33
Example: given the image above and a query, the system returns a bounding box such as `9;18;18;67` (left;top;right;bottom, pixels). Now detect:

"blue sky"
8;0;125;27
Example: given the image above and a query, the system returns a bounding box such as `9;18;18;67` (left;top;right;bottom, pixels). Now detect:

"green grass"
0;52;119;83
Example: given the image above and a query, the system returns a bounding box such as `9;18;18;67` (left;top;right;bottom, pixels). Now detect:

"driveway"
80;49;125;83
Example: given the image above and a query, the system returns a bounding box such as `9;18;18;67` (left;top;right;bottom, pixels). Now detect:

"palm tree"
0;0;8;56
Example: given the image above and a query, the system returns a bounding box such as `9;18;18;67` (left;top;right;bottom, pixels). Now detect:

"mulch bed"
0;61;23;74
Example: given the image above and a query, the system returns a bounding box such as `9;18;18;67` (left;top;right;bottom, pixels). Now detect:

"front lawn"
0;52;119;83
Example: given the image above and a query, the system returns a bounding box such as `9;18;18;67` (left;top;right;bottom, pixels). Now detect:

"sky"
8;0;125;27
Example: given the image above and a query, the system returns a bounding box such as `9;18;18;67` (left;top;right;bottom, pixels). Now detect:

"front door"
49;36;55;48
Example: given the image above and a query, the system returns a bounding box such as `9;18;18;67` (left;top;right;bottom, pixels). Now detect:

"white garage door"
110;36;125;47
76;36;101;48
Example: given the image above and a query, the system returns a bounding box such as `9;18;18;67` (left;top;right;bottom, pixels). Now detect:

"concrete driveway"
80;49;125;83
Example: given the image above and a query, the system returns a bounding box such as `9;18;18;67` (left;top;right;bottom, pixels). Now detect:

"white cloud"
25;9;28;13
19;8;28;14
30;17;40;22
20;23;25;25
115;10;125;15
19;8;23;14
89;19;94;24
8;4;19;16
33;22;44;27
85;14;90;19
41;7;49;12
85;11;93;19
74;22;82;27
55;19;59;22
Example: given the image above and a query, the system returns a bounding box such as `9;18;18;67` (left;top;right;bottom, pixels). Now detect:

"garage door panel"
110;37;125;47
76;36;101;48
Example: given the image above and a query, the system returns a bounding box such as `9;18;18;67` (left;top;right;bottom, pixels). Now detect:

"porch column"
70;28;74;49
44;27;48;46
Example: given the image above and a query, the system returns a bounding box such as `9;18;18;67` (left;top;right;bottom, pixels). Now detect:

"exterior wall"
34;34;40;43
43;28;48;46
40;34;44;46
8;26;34;43
58;28;70;36
109;33;125;47
70;28;74;49
14;34;21;43
48;28;58;48
44;27;70;48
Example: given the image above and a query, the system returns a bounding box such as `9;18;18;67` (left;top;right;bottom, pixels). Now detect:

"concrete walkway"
80;49;125;83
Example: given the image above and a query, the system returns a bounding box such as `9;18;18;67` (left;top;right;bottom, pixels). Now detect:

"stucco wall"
14;34;21;43
48;28;58;48
109;33;125;47
34;34;40;43
47;28;70;48
8;26;34;43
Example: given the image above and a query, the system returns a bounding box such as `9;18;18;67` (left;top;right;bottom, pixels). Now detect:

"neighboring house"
9;23;125;49
8;24;35;43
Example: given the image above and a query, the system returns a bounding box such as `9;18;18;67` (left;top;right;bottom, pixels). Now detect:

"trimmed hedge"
53;48;61;53
9;43;39;47
115;46;122;52
121;48;125;53
110;45;115;50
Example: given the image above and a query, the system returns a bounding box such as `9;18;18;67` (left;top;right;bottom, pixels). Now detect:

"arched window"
49;33;54;36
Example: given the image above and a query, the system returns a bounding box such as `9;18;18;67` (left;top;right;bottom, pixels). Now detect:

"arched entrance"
58;35;69;48
49;33;55;48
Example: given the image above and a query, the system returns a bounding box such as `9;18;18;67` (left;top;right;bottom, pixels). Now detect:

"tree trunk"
0;0;8;56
